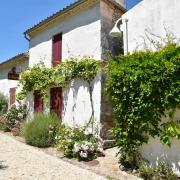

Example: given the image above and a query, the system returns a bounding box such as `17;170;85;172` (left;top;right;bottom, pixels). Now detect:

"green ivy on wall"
105;43;180;167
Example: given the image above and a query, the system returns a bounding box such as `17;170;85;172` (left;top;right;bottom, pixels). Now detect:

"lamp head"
109;25;122;37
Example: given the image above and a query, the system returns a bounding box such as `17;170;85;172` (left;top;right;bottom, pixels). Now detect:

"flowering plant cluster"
3;104;27;135
55;125;104;160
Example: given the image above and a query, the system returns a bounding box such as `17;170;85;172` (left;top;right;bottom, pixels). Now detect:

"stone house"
120;0;180;174
24;0;126;140
0;53;29;107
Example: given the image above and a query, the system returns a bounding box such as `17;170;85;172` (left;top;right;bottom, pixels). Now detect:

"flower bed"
55;125;104;161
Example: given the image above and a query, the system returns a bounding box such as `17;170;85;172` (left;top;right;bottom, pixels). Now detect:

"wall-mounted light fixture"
109;18;128;55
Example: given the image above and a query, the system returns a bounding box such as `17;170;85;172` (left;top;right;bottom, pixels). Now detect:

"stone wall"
100;0;125;139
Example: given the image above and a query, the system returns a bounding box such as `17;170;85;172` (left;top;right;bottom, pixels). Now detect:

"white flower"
81;144;89;151
80;151;88;158
18;113;23;119
73;143;80;153
97;147;104;153
87;142;93;146
55;136;61;140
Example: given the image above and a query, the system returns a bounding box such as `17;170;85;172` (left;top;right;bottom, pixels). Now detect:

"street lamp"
109;18;128;55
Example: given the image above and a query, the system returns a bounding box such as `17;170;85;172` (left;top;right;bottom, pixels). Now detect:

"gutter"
24;33;30;41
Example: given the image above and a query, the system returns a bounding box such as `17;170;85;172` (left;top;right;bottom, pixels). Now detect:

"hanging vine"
17;57;101;127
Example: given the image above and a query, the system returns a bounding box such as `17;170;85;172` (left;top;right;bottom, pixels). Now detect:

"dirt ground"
0;131;140;180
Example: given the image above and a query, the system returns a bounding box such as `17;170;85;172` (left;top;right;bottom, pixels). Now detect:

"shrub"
0;115;7;131
1;104;27;134
23;113;58;147
55;125;104;160
0;93;8;116
137;162;177;180
105;43;180;167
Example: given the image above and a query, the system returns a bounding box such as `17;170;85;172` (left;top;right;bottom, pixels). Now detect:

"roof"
0;53;29;69
25;0;126;37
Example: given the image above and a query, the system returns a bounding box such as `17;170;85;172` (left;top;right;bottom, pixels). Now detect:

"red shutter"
9;88;16;105
34;90;43;113
52;33;62;67
50;87;62;119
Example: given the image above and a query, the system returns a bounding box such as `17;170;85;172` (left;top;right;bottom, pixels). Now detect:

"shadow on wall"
140;138;180;176
62;73;100;128
140;109;180;175
24;92;34;120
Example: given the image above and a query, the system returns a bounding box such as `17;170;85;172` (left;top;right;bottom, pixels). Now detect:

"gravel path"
0;133;107;180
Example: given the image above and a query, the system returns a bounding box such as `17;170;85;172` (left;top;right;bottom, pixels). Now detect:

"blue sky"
0;0;141;62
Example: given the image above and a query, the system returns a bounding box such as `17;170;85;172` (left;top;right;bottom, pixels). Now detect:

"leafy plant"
160;120;180;146
0;93;8;116
55;125;104;160
105;43;180;166
137;162;177;180
17;57;100;101
22;113;58;147
2;104;27;133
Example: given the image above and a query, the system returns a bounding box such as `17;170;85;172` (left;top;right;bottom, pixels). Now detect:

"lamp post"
109;18;128;55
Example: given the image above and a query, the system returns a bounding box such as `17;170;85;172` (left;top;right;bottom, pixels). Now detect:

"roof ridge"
0;52;29;66
25;0;86;36
25;0;126;37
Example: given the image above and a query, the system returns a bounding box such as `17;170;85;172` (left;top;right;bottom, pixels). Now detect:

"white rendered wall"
122;0;180;53
121;0;180;174
0;61;28;105
140;109;180;175
29;3;101;67
28;3;102;132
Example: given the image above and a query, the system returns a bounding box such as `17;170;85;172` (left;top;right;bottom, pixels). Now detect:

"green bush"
0;93;8;116
22;113;58;147
105;43;180;166
55;125;104;160
3;104;27;132
137;162;177;180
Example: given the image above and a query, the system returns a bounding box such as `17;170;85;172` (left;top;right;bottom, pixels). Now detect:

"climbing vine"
17;57;101;128
18;57;100;100
105;43;180;167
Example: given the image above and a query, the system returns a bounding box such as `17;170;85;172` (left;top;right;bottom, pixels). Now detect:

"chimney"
113;0;126;8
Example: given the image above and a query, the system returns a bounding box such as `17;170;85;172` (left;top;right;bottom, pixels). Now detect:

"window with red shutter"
50;87;62;119
34;90;43;113
9;88;16;105
52;33;62;67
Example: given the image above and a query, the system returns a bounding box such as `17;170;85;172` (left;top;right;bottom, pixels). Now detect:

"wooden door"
50;87;62;118
34;90;43;113
52;33;62;67
9;88;16;105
